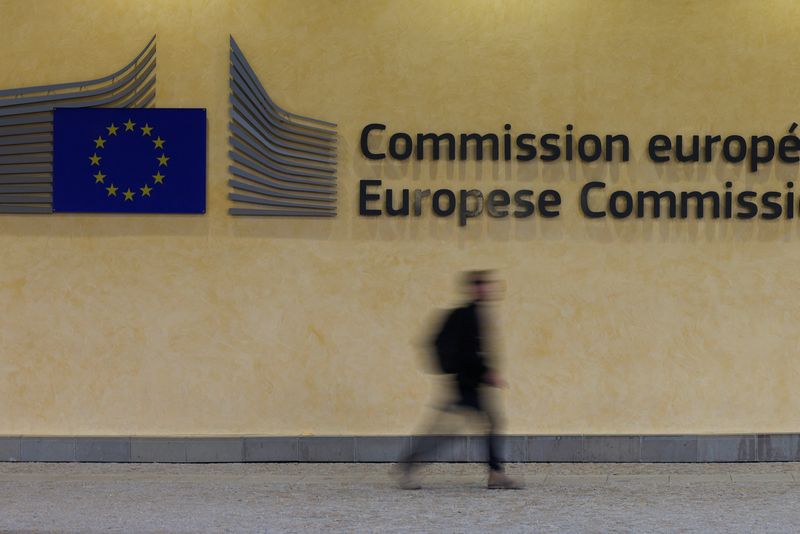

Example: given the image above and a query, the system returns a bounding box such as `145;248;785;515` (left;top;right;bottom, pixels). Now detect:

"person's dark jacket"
448;302;490;389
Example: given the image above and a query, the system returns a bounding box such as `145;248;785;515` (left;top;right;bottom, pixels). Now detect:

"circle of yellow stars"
89;118;170;203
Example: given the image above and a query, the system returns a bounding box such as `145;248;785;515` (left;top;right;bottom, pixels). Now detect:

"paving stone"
697;435;756;462
131;439;186;462
0;438;21;461
582;436;641;462
186;439;243;462
2;463;800;531
20;438;75;462
757;434;800;461
528;436;582;462
520;473;547;484
355;436;409;462
731;473;794;483
669;473;732;484
546;474;609;485
298;437;355;462
406;435;468;462
76;438;130;462
608;474;669;485
244;437;299;462
436;436;468;461
641;436;697;462
468;435;526;462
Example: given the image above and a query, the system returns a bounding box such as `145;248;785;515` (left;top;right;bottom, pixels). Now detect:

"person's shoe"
391;464;422;490
487;470;523;489
397;472;422;490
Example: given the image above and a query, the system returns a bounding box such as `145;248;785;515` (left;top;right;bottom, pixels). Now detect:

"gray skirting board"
1;435;799;462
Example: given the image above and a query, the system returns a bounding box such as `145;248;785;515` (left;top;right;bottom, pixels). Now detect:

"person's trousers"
401;386;503;471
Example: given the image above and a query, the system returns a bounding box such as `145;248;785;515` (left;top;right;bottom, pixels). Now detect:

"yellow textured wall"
1;0;800;435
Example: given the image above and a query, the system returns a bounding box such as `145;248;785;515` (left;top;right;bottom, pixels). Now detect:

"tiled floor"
2;462;800;532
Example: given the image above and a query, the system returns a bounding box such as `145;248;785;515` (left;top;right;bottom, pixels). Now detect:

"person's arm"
482;369;507;388
476;305;507;388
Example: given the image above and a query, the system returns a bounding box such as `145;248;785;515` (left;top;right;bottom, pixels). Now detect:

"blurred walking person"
397;270;522;490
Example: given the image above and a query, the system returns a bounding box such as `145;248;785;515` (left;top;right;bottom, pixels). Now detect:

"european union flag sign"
53;108;206;213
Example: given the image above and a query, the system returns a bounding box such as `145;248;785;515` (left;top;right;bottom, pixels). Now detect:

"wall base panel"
0;435;796;463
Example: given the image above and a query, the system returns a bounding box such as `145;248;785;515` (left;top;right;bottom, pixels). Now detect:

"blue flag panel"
53;108;206;213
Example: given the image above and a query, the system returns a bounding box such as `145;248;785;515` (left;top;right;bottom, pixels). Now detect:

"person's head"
463;270;501;302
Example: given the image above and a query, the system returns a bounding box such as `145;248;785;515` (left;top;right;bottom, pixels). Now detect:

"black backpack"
433;308;461;374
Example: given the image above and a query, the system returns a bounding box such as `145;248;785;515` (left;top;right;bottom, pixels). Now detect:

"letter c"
360;123;386;160
580;181;606;218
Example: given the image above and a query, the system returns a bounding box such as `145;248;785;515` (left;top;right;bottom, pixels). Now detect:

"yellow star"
140;123;153;136
106;184;118;196
93;171;106;184
123;119;136;131
123;188;135;201
140;184;153;197
153;136;165;149
106;123;118;136
89;153;101;166
152;171;165;184
157;154;169;167
94;136;106;149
